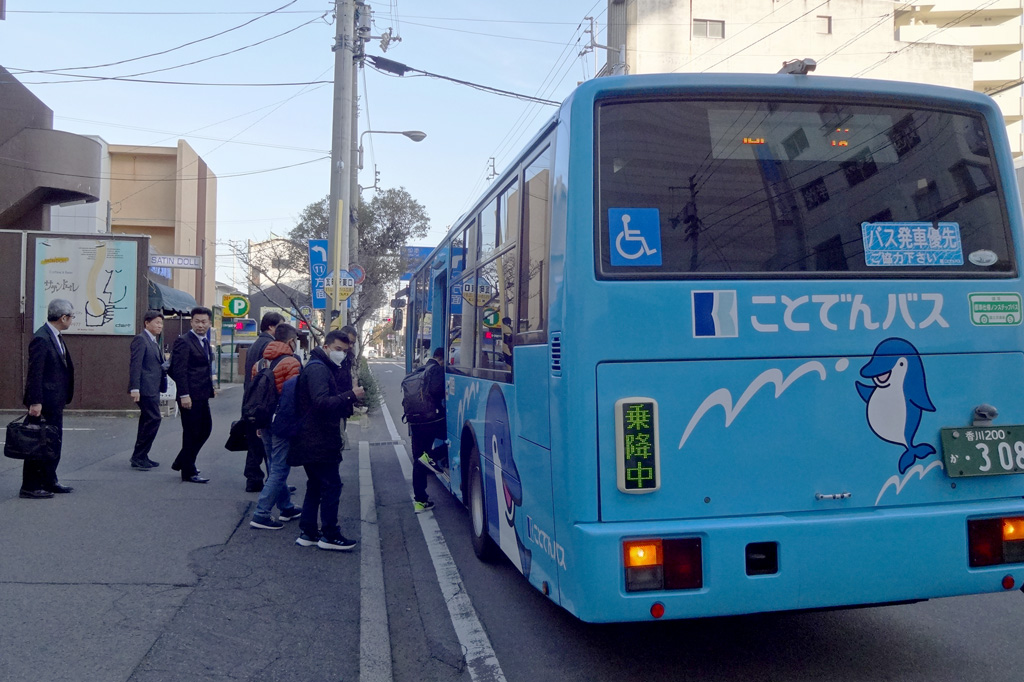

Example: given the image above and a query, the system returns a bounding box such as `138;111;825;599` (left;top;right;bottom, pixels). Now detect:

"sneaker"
295;532;320;547
414;499;435;514
278;508;302;522
418;454;444;476
250;516;284;530
317;535;357;551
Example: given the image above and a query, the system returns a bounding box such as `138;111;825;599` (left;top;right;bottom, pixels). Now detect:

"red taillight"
624;538;702;592
969;517;1024;567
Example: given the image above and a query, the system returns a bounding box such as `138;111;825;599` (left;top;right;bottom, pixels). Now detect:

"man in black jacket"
21;298;76;499
169;306;216;483
289;331;364;551
128;310;167;470
242;311;284;492
409;347;447;513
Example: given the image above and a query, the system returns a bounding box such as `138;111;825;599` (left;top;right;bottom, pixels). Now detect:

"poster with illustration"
33;238;137;335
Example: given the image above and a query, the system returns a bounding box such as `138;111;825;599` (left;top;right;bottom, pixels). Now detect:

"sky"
0;0;608;288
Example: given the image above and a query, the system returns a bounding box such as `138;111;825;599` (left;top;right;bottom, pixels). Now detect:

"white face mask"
329;350;347;365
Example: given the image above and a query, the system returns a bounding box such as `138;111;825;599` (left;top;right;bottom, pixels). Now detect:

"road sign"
222;295;249;318
482;307;500;328
324;270;356;301
308;239;329;310
349;263;365;285
299;305;313;317
400;246;433;281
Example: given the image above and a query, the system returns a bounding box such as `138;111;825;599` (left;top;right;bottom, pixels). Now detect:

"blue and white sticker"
609;208;662;266
861;222;964;267
693;290;738;338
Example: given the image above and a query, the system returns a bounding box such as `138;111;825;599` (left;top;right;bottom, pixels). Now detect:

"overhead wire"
12;12;329;85
10;0;300;74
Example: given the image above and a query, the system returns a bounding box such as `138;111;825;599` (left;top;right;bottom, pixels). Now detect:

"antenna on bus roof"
778;58;817;75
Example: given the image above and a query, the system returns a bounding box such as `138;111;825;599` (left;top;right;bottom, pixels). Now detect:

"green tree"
286;188;429;332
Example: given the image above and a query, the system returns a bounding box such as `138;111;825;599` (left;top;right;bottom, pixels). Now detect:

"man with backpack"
247;323;303;530
289;331;364;551
242;312;284;492
403;347;447;513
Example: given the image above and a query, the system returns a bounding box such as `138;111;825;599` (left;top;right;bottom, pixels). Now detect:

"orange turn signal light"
624;540;662;568
1003;518;1024;541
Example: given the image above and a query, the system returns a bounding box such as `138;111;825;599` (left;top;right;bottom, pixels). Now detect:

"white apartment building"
602;1;1023;154
896;1;1024;155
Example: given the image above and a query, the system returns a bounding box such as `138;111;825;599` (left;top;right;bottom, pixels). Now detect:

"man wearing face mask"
288;330;365;550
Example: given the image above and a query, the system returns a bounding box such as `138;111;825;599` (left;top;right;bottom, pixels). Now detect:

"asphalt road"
2;363;1022;682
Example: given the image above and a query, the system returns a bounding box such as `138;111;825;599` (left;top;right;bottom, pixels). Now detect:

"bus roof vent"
550;332;562;375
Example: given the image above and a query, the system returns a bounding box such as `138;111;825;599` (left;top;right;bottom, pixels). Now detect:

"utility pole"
328;0;356;326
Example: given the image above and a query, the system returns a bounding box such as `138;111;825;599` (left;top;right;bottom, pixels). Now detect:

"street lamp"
357;129;426;169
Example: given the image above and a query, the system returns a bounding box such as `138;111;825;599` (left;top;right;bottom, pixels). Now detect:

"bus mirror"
392;309;403;332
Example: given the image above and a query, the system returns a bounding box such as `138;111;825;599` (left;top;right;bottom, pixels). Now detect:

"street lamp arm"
357;129;427;169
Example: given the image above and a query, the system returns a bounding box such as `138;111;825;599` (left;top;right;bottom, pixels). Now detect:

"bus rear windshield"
596;97;1015;278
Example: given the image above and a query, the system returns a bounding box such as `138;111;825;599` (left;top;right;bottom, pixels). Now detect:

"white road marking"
381;403;507;682
358;440;393;682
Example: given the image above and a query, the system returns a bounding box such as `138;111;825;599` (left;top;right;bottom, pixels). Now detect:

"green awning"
148;280;198;315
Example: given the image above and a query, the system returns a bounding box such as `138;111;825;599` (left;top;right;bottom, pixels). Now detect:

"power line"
11;12;328;85
11;0;301;74
0;155;327;182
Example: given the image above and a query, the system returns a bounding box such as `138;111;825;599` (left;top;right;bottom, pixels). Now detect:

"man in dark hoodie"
249;323;303;530
289;330;364;551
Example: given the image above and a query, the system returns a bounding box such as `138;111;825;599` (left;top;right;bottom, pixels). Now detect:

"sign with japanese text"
34;238;137;335
861;221;964;267
614;397;660;493
308;239;329;310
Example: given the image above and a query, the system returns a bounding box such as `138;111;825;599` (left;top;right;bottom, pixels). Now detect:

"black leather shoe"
144;459;160;468
245;481;264;493
131;460;153;470
49;484;74;494
183;475;209;484
19;489;54;499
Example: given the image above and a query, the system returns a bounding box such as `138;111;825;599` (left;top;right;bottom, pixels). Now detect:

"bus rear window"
596;98;1015;278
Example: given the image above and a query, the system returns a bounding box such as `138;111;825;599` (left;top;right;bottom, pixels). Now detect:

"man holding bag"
21;298;76;499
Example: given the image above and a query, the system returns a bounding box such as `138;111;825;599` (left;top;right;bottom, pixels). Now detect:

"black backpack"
402;365;439;424
241;356;285;428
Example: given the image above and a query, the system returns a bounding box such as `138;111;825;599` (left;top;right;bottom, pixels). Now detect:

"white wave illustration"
677;361;829;450
874;460;945;506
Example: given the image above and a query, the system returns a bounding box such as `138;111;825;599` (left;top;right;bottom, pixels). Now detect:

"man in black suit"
169;306;215;483
128;309;168;470
21;298;76;499
241;311;283;492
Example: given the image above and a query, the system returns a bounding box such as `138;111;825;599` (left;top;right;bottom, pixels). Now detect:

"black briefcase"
4;415;60;461
224;419;249;452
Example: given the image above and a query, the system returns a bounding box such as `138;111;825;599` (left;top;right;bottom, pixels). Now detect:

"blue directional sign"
308;239;329;310
400;246;433;281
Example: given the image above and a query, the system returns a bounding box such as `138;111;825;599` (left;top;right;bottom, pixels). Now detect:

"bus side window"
518;145;551;343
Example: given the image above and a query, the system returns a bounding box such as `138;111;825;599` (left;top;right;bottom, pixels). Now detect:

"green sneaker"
414;499;435;514
417;454;443;476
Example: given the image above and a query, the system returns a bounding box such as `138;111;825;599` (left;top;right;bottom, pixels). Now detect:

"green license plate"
941;426;1024;477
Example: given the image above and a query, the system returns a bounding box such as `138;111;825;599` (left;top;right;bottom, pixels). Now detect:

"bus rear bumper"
568;499;1024;623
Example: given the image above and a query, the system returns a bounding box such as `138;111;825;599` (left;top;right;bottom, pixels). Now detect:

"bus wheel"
469;452;497;561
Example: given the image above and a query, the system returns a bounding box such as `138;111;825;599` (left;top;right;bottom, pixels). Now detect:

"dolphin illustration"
856;338;936;474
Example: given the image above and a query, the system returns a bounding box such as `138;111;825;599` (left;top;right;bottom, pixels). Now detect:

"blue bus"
405;72;1024;622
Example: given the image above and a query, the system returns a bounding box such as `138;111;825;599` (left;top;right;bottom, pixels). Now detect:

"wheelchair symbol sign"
609;208;662;266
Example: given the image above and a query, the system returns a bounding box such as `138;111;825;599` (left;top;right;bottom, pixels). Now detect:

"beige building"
107;141;217;306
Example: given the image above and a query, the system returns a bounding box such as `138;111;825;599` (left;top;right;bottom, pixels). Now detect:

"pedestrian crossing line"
380;403;508;682
358;440;393;682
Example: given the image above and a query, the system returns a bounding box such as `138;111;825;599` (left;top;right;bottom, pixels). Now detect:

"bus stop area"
0;386;378;682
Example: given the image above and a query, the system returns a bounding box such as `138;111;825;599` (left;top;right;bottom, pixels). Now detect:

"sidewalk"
0;387;363;682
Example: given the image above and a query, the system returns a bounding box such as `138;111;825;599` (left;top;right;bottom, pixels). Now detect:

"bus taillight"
968;517;1024;567
624;538;702;592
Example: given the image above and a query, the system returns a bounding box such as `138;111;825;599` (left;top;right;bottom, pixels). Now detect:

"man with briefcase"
20;299;76;499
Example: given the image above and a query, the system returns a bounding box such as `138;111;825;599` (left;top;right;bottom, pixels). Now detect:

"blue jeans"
254;431;297;519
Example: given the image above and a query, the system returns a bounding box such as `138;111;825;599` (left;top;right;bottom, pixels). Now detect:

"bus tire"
469;451;498;561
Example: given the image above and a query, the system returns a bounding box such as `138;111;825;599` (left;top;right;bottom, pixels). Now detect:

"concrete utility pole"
328;0;356;325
